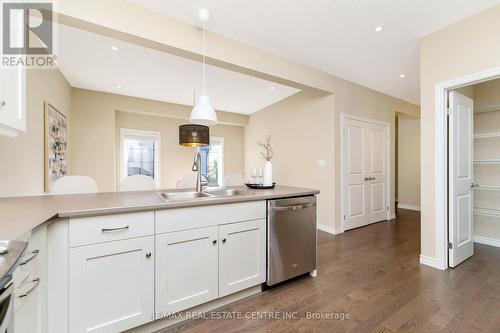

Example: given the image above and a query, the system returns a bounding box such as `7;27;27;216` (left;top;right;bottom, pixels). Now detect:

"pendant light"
190;8;218;126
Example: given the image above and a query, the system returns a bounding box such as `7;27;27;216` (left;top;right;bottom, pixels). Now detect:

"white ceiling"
128;0;500;105
55;24;299;115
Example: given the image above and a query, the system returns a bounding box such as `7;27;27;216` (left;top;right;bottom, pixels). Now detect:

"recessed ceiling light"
111;46;118;51
115;84;121;88
374;26;384;33
399;74;407;78
269;86;275;91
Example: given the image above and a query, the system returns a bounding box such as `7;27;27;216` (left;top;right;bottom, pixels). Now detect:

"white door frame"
340;113;392;233
433;66;500;270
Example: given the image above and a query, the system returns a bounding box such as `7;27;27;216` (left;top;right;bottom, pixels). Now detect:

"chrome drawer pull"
101;225;130;233
19;249;39;265
18;278;40;298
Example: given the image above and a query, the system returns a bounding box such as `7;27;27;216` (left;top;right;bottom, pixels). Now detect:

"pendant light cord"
202;22;206;95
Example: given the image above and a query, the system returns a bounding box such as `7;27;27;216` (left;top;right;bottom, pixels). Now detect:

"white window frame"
120;128;161;187
206;136;224;186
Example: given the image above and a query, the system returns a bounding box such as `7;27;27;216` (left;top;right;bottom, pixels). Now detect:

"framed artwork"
44;102;67;192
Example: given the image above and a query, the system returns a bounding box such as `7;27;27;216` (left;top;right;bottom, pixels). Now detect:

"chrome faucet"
192;150;207;192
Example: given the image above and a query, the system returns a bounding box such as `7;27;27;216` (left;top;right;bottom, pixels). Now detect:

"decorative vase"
263;160;273;186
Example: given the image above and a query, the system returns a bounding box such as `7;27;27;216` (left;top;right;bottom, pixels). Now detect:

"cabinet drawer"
14;265;42;314
14;227;46;287
69;211;154;247
155;201;266;234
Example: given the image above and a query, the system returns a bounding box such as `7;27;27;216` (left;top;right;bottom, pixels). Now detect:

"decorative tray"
244;182;276;189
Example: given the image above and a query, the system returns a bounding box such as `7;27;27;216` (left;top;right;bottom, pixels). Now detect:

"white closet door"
448;91;474;267
366;123;388;223
344;119;369;229
343;117;388;230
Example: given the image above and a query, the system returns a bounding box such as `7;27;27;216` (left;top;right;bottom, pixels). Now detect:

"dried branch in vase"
257;135;274;161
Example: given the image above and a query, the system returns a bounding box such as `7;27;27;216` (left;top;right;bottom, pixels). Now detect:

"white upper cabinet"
0;66;26;137
218;219;266;297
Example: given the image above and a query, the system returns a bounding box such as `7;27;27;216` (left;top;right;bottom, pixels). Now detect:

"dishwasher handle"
270;203;315;212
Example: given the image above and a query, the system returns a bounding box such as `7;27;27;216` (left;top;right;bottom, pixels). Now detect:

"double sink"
159;188;254;201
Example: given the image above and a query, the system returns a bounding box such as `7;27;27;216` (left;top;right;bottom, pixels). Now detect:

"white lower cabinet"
55;202;267;332
14;226;47;333
155;227;219;314
155;218;267;314
219;219;266;297
69;236;154;333
15;267;44;333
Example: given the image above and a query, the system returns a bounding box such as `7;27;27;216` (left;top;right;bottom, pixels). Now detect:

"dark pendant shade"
179;124;210;147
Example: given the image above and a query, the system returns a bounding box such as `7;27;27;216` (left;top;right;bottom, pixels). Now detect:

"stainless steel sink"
160;191;212;201
204;188;253;197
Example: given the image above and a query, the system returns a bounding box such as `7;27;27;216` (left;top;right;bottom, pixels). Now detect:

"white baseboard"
474;235;500;248
419;255;438;268
398;204;421;211
389;212;396;220
317;224;343;235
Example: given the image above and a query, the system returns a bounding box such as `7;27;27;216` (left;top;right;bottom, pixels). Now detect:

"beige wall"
397;116;421;209
70;88;246;192
246;85;419;228
0;69;71;197
420;4;500;259
116;111;244;189
245;91;335;228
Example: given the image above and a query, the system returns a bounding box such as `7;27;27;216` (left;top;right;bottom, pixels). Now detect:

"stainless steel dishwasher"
267;196;317;286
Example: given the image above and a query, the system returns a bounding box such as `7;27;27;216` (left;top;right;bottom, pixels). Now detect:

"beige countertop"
0;185;319;241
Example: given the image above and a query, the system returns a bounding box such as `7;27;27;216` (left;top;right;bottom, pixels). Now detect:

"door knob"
222;238;227;243
145;252;152;258
212;240;217;245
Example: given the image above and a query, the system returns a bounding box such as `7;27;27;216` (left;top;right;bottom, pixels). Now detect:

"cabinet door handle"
145;252;152;258
20;249;39;265
101;225;129;232
0;101;5;107
222;238;227;243
18;278;40;298
364;177;370;181
212;240;217;245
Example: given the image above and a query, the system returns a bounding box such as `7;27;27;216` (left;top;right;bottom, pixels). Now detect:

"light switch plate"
318;160;327;167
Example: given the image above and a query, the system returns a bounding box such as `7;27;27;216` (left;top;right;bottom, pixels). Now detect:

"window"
199;137;224;186
120;129;160;186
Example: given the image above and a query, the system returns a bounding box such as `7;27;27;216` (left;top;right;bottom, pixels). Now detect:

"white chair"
176;174;208;189
120;175;156;192
223;173;245;186
51;176;98;195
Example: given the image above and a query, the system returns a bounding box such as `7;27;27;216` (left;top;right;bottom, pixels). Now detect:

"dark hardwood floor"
158;209;500;333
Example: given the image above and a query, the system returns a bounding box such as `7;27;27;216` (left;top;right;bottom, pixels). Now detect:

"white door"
219;219;266;297
448;91;474;267
155;227;218;314
69;236;154;333
343;117;388;230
